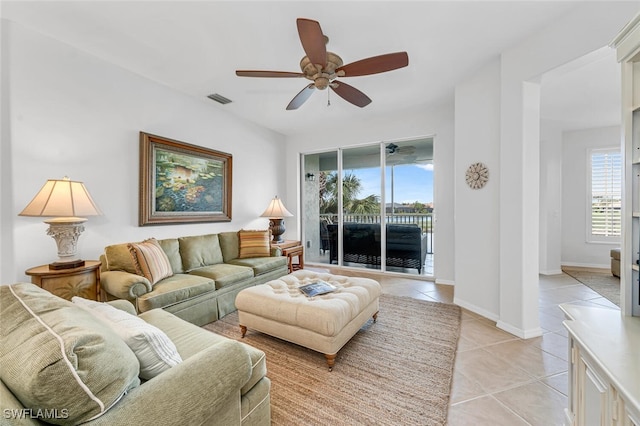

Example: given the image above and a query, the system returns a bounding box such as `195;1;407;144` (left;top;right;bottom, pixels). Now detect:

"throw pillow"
104;242;138;274
1;283;140;425
178;234;224;271
128;238;173;285
72;297;182;380
238;229;271;258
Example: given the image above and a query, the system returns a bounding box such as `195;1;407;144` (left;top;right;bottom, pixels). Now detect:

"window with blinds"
589;149;622;239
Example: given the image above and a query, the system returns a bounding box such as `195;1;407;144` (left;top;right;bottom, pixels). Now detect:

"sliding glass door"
302;151;337;266
342;145;382;271
384;140;434;275
302;138;434;276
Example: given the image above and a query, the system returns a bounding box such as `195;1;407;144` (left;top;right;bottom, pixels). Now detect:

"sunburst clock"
465;162;489;189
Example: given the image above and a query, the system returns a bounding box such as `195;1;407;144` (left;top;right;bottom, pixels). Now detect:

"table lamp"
19;176;102;269
260;196;293;243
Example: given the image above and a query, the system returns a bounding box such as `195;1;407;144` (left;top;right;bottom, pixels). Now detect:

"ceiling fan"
386;143;416;156
385;143;429;165
236;18;409;110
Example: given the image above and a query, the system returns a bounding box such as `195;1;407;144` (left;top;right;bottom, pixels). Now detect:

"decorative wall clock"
465;162;489;189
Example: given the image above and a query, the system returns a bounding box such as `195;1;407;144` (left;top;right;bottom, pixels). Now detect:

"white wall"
562;126;622;268
284;102;456;285
2;21;287;283
502;2;636;337
1;18;15;284
453;58;501;320
539;121;564;275
452;1;637;337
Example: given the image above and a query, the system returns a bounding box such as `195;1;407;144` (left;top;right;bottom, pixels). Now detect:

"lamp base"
44;217;87;268
49;259;86;270
269;218;286;243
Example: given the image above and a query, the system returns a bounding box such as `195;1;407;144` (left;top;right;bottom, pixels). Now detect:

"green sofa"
100;231;288;326
0;283;270;425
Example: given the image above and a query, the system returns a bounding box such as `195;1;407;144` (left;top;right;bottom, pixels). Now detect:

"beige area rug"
204;294;461;426
563;269;620;307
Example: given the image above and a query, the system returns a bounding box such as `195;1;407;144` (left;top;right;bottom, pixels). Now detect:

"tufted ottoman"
235;270;381;370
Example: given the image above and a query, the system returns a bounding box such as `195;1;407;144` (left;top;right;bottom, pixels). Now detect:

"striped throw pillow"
238;229;271;258
72;296;182;380
129;238;173;285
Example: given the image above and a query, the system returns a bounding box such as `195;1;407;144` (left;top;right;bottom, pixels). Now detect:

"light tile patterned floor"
312;267;619;425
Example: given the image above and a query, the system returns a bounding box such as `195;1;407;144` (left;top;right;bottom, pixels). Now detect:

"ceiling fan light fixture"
315;76;330;90
235;18;409;110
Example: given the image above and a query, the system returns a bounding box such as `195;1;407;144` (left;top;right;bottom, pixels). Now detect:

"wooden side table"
25;260;102;301
273;240;304;273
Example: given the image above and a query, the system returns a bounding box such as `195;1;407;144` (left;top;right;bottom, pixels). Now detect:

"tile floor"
317;267;619;425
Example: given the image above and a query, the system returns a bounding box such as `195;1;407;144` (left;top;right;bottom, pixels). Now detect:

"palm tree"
350;194;380;214
319;171;337;214
319;171;379;214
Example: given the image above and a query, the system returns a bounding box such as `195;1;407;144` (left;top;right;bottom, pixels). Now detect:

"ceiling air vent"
207;93;232;105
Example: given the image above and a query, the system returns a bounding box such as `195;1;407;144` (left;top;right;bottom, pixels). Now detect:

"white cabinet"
561;304;640;426
574;342;608;425
612;12;640;316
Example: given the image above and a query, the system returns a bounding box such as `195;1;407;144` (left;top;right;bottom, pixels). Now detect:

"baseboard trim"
561;261;610;271
454;297;544;338
453;297;499;322
540;269;563;276
435;278;455;286
496;320;543;339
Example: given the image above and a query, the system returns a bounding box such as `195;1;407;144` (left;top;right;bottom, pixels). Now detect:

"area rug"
204;294;461;426
563;269;620;307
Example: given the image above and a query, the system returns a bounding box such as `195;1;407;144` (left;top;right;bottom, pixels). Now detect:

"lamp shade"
260;196;293;218
19;177;102;218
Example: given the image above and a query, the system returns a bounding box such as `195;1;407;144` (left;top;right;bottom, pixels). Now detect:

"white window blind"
590;149;622;237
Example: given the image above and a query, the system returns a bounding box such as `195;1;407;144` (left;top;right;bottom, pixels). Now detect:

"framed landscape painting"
139;132;232;225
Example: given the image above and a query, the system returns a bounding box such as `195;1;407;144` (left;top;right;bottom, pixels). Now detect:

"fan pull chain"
327;89;331;107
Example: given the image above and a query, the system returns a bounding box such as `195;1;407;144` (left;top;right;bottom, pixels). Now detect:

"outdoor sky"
347;163;434;204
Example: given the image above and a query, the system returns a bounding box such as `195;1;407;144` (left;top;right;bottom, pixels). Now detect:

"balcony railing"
320;213;433;254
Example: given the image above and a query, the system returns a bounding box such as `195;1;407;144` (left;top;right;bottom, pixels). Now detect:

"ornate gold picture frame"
139;132;232;225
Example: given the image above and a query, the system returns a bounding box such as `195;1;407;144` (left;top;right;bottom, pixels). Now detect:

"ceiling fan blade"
297;18;326;67
330;81;372;108
337;52;409;77
398;146;416;155
286;84;316;110
236;70;305;78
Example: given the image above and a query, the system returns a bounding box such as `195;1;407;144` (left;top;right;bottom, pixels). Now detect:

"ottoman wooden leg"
240;325;247;338
373;311;379;322
324;353;336;372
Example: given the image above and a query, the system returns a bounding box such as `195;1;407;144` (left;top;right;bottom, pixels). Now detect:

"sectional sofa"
1;283;270;425
100;230;288;326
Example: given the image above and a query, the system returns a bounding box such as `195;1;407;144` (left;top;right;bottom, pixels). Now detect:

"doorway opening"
302;137;434;277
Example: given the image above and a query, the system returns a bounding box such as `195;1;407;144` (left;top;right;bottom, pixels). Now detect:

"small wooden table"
273;240;304;273
25;260;102;301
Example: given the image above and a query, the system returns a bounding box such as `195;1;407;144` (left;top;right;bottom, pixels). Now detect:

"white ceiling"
2;1;625;136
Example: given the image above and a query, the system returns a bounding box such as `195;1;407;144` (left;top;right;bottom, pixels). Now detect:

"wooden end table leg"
372;311;379;322
324;353;336;372
240;325;247;338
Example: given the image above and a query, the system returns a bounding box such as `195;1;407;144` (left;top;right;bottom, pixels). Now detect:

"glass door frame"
301;137;434;278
